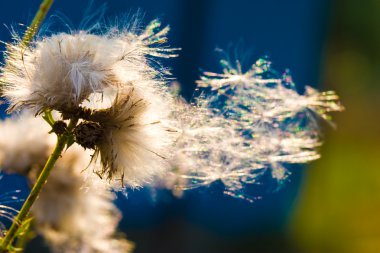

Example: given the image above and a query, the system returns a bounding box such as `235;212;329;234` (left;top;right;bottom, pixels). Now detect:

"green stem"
42;110;55;127
0;134;67;252
13;217;34;252
22;0;54;47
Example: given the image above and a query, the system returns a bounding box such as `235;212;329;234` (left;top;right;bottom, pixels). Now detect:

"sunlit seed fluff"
88;86;179;189
0;19;177;114
248;128;322;164
162;54;344;202
31;145;133;253
197;57;344;125
166;99;264;202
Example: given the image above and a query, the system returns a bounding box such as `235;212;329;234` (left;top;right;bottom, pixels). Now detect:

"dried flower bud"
74;122;104;150
52;121;67;135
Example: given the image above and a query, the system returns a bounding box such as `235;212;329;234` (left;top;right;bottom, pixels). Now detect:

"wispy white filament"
0;175;22;236
166;56;344;201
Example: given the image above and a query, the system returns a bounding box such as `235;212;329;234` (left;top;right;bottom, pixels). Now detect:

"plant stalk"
22;0;54;47
0;134;67;252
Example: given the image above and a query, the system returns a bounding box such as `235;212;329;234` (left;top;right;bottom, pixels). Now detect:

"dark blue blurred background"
0;1;330;252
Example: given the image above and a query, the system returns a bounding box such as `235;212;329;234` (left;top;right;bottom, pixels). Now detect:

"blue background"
0;1;329;252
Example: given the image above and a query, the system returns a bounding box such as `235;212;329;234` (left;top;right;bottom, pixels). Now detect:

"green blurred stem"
22;0;54;47
13;217;34;253
0;135;66;252
0;118;78;252
42;110;55;127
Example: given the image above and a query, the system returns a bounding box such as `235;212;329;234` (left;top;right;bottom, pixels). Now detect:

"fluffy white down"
93;86;178;189
1;20;176;114
2;33;114;113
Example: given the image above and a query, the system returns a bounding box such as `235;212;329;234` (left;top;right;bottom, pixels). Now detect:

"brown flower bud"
74;122;104;149
52;121;67;135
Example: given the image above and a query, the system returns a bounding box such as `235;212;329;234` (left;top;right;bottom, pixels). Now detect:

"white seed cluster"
169;57;344;202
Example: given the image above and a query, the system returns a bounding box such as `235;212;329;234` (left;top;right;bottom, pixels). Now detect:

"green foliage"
290;1;380;252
